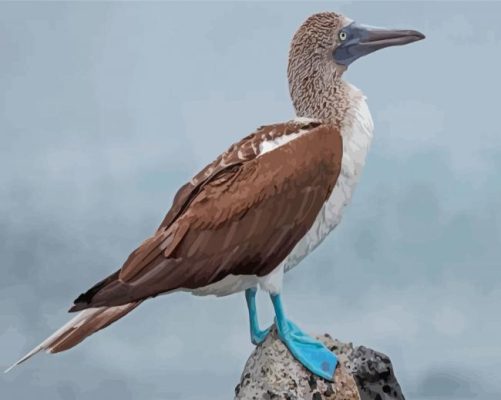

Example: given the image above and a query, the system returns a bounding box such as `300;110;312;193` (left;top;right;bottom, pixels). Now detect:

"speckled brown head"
288;12;424;122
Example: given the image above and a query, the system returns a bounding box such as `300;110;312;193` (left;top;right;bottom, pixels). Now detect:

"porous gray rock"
345;345;405;400
235;326;404;400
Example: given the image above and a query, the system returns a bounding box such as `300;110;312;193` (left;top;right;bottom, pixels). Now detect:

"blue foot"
251;326;270;345
276;318;338;380
271;294;338;381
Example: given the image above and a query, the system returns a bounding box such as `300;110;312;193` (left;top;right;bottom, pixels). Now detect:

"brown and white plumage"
6;119;343;370
4;302;141;372
71;120;343;310
6;11;424;372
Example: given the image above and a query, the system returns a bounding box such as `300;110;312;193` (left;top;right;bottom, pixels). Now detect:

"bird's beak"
334;22;425;66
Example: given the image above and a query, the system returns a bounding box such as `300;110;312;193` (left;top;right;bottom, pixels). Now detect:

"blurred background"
1;1;500;399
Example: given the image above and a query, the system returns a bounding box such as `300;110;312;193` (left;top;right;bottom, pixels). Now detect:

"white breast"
283;85;374;272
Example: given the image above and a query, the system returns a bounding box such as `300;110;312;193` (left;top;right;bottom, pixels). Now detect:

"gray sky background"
1;1;500;399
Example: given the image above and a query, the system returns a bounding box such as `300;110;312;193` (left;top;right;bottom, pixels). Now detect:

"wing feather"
71;120;342;311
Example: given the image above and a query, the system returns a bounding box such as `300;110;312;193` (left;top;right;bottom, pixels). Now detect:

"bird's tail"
4;301;141;373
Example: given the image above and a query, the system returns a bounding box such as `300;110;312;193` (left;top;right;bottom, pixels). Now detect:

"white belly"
283;88;374;272
191;86;374;297
190;265;284;297
190;274;258;296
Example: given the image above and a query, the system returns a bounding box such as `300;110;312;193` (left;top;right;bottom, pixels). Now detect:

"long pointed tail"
5;301;141;373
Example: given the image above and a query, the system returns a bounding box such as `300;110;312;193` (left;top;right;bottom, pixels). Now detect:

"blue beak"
334;22;425;66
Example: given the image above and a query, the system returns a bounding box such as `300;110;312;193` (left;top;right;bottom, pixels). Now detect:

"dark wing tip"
69;270;122;312
69;300;88;313
69;291;94;312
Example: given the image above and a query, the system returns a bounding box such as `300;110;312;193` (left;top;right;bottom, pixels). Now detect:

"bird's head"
288;12;425;120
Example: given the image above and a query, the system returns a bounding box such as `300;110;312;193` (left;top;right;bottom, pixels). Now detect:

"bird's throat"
290;76;351;125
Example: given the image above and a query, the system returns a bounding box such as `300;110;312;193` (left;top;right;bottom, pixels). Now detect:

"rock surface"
235;326;404;400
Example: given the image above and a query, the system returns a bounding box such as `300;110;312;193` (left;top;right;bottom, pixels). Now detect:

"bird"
6;12;424;380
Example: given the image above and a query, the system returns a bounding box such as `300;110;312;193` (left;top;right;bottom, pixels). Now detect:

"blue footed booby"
6;12;424;380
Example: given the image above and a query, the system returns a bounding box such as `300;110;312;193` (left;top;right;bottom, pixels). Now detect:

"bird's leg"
270;293;338;381
245;288;270;345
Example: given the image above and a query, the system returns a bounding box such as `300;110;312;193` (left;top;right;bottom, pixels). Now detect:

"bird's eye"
339;31;348;41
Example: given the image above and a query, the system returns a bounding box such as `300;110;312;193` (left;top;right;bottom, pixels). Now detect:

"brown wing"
70;120;342;311
156;120;322;230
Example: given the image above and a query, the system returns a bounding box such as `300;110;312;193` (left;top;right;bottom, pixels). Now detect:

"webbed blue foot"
271;294;338;381
251;326;270;345
245;288;270;345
